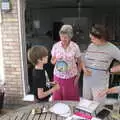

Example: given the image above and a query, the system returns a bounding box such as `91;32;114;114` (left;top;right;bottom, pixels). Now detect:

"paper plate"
49;103;71;117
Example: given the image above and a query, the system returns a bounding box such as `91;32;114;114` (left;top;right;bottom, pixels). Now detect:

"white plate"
49;103;71;117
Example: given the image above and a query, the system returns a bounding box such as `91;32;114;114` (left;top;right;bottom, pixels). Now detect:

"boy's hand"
53;83;60;91
49;81;57;86
46;81;57;88
48;82;60;94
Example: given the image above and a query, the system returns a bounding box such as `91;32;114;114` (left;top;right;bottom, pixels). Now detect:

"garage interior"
25;0;120;96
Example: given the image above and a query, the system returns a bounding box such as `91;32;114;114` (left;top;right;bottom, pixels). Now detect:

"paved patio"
0;103;30;117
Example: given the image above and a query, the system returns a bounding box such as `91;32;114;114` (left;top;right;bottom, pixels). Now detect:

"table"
0;101;77;120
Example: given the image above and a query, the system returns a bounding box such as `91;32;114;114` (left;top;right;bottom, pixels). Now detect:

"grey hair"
59;25;73;39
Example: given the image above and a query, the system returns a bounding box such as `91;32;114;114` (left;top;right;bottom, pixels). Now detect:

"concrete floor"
0;104;29;117
0;108;14;117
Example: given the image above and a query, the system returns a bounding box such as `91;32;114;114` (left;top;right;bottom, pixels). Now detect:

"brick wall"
1;0;24;104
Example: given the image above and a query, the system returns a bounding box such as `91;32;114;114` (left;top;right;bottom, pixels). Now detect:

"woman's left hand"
74;73;80;86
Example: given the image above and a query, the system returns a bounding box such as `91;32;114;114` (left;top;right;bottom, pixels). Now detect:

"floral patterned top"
51;41;81;79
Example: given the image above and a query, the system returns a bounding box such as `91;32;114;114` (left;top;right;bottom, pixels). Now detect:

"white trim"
0;9;5;84
17;0;28;96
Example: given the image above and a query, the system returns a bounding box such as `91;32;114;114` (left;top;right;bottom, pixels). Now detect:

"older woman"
82;24;120;102
51;24;82;101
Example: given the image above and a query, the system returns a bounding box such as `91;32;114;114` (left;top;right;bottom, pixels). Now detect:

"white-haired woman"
51;24;82;101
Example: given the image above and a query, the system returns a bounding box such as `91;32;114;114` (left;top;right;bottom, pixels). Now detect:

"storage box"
74;98;100;116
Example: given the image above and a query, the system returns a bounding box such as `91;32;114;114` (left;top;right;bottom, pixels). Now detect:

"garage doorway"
23;0;120;96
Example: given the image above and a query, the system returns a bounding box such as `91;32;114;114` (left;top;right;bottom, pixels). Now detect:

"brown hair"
90;24;109;41
28;45;48;66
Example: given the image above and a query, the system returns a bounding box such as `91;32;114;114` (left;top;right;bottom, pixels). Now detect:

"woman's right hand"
51;56;57;65
51;56;63;65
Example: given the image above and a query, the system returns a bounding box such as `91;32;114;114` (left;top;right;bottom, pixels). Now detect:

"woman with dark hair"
82;24;120;101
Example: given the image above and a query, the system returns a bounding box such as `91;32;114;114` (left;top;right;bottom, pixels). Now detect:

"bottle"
112;94;120;119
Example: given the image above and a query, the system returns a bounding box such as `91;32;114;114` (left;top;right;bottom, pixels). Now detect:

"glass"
111;96;120;120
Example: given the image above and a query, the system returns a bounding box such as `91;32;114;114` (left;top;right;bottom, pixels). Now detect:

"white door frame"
18;0;29;96
0;9;5;84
